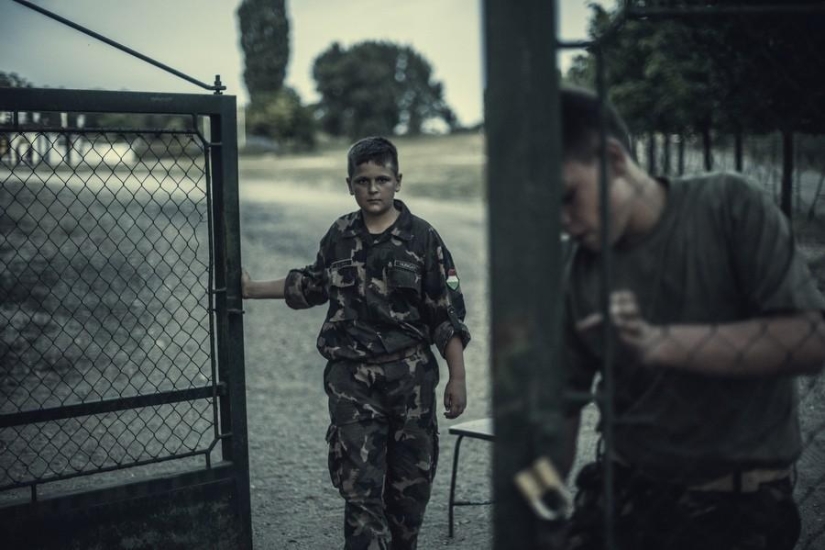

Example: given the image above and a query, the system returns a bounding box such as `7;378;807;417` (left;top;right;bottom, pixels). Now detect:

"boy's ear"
395;173;402;192
606;137;629;176
346;177;354;195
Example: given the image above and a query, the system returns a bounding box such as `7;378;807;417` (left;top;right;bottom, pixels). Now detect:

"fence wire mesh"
0;114;218;492
561;2;825;549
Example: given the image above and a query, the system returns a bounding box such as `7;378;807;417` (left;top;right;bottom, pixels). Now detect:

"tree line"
566;2;825;156
2;0;457;152
564;0;825;213
237;0;456;151
10;1;822;162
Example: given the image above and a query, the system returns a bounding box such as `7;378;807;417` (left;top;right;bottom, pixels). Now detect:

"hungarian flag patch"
446;268;460;290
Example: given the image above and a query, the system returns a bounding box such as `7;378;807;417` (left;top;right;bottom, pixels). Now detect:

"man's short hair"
560;86;632;161
347;136;399;177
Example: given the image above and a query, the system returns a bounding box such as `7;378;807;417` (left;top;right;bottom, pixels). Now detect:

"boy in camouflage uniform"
242;136;471;550
557;87;825;549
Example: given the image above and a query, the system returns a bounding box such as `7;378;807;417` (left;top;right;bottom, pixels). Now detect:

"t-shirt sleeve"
725;176;825;315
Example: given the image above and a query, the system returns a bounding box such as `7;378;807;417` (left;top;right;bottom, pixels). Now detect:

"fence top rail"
0;87;235;116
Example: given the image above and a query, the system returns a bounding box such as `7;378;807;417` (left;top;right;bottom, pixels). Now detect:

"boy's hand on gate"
444;378;466;419
241;269;251;299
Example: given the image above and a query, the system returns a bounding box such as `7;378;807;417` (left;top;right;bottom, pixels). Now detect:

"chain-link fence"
558;2;825;549
0;104;226;501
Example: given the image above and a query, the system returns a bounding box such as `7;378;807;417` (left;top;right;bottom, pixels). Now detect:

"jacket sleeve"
284;232;330;310
422;228;471;357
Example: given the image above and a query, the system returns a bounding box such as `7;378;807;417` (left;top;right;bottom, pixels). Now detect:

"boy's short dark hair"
560;86;632;161
347;136;399;177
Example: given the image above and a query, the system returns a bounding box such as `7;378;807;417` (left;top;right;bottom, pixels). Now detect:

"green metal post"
483;1;566;548
210;97;253;549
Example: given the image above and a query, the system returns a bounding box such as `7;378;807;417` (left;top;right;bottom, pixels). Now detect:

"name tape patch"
394;260;419;272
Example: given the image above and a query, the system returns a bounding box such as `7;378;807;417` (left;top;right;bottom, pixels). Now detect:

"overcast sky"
0;0;615;127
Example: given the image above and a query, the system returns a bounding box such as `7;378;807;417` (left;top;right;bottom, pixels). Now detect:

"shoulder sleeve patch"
446;268;460;290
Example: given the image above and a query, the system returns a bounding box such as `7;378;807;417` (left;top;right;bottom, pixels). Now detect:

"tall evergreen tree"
237;0;290;100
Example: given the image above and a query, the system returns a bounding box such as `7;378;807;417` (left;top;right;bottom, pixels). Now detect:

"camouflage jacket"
284;200;471;362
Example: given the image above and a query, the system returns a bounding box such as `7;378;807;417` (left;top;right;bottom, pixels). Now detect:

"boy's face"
561;146;635;251
347;161;402;219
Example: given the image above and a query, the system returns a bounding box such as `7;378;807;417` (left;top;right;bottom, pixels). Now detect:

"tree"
237;0;316;149
569;1;825;210
245;87;315;150
237;0;290;101
565;7;715;138
697;0;825;135
312;41;455;139
0;72;32;88
570;1;825;138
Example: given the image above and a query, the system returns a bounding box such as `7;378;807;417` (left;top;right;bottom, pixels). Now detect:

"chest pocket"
387;261;423;322
329;263;358;288
388;261;422;295
327;261;359;322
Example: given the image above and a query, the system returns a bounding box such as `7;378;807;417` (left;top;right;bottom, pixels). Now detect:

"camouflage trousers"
565;460;800;550
324;346;439;550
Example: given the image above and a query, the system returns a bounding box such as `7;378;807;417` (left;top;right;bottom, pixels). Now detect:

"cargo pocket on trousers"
326;423;343;489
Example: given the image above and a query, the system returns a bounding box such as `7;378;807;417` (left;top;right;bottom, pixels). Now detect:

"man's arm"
241;270;286;300
581;290;825;377
643;312;825;377
443;335;467;419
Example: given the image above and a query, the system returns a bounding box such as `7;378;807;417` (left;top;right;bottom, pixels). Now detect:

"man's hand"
576;289;666;366
443;378;466;419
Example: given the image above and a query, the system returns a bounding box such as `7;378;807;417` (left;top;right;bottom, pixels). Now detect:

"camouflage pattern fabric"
324;346;439;550
283;200;470;362
565;460;800;550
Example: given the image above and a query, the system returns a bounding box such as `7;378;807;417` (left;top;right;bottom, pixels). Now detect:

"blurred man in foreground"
559;87;825;550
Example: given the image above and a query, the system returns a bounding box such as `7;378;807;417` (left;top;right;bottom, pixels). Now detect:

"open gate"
0;86;251;550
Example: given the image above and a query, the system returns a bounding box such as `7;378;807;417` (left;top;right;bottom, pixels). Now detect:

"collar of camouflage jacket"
344;199;414;241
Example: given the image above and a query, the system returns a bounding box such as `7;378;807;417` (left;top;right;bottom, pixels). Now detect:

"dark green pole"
210;96;253;549
483;1;565;548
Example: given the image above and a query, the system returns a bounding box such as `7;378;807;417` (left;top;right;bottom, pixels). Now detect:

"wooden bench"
447;417;494;538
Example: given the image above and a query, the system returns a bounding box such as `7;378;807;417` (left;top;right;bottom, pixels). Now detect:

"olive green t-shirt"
565;172;825;483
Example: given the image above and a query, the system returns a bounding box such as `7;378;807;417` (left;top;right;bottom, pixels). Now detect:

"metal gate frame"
0;87;251;549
